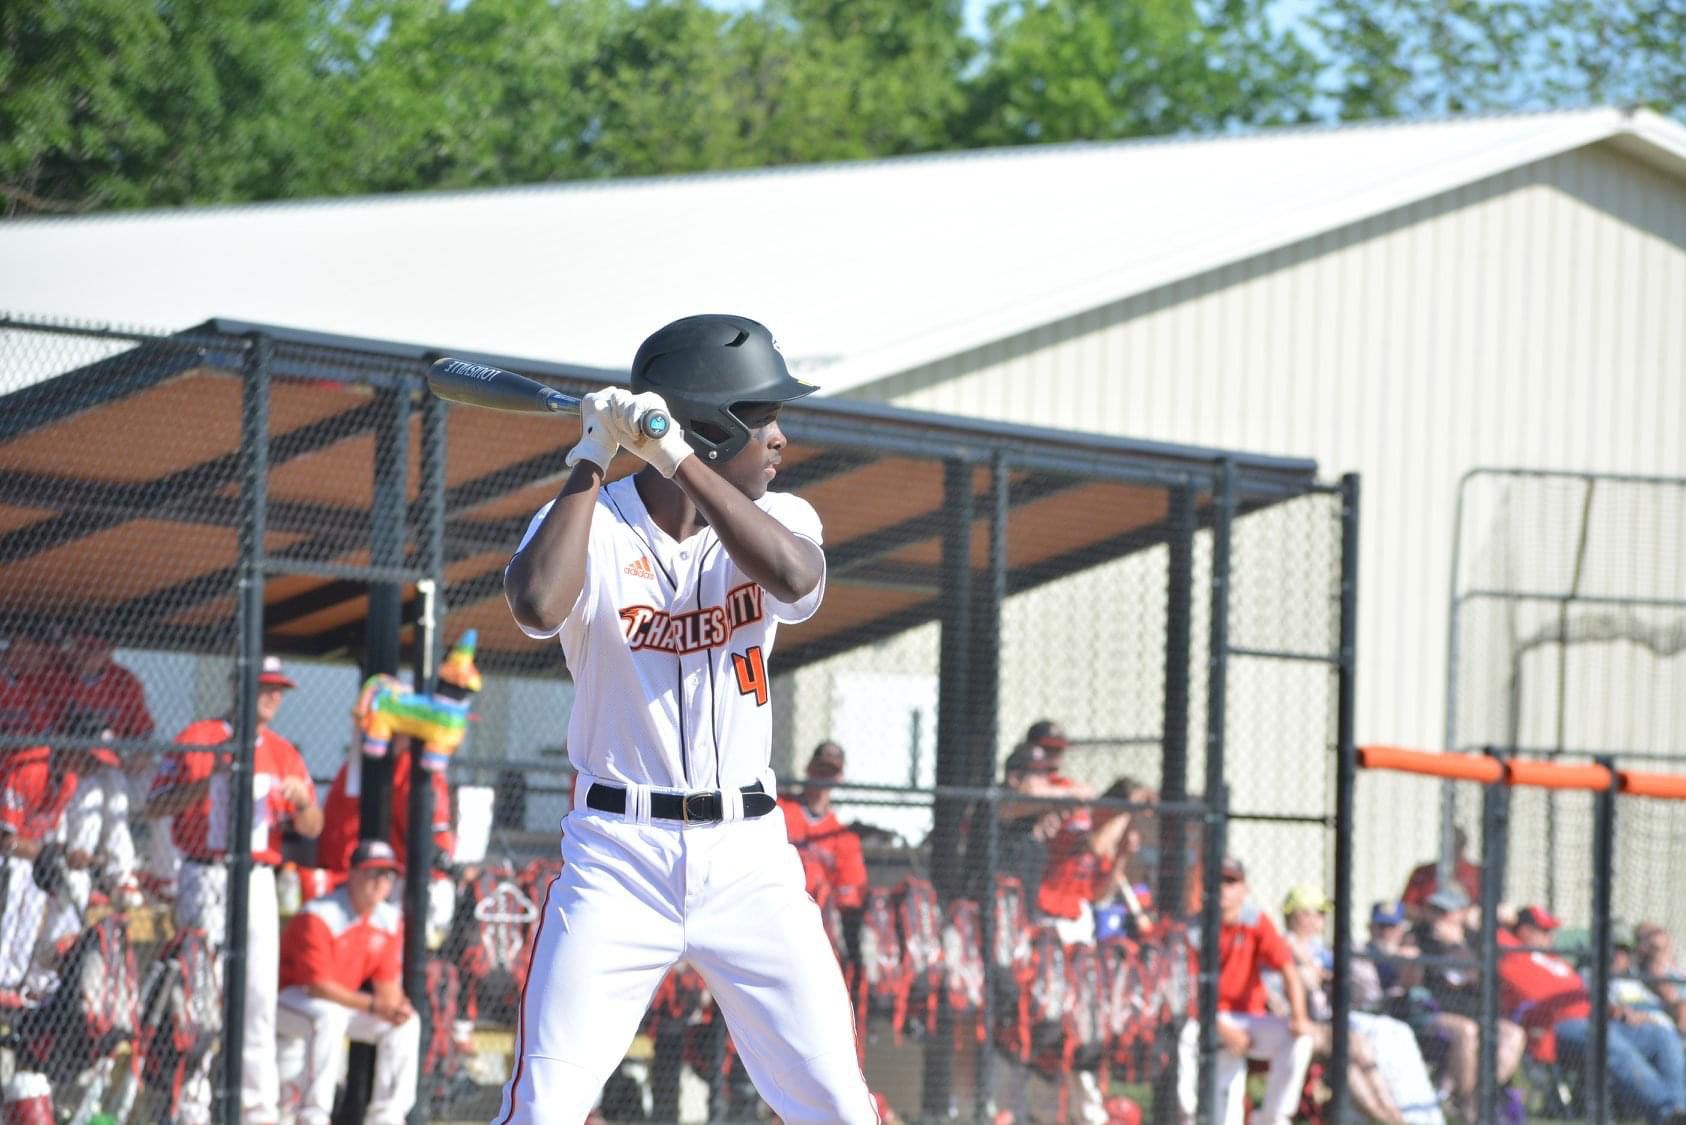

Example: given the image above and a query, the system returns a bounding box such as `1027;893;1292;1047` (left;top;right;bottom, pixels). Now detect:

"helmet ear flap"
681;403;750;462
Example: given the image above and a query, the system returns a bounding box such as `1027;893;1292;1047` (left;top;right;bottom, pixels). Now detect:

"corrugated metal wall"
838;142;1686;908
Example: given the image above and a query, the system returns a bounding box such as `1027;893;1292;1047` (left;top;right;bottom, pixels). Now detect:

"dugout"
0;314;1356;1122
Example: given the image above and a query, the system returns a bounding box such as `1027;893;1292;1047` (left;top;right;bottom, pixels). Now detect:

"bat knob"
640;410;671;440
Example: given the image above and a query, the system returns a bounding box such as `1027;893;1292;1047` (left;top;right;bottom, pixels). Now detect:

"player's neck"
634;468;710;542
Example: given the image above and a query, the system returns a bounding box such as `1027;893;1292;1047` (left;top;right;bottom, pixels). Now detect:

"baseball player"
498;314;876;1123
145;655;323;1124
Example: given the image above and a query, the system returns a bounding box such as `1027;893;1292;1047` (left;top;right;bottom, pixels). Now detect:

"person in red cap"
146;655;323;1125
276;838;418;1125
1176;854;1313;1125
778;741;867;911
315;736;455;886
1500;905;1686;1120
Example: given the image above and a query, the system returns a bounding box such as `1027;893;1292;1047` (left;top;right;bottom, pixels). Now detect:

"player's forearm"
145;775;214;818
308;979;376;1012
505;465;602;631
673;460;822;602
291;801;324;839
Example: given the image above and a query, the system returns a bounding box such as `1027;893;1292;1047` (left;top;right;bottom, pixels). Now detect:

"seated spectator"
1635;923;1686;1036
1032;773;1145;945
1278;884;1442;1123
778;741;867;911
1409;885;1525;1120
277;840;419;1125
1176;855;1313;1125
1401;827;1481;924
1501;905;1686;1122
977;741;1062;904
1611;921;1681;1034
1352;900;1416;1014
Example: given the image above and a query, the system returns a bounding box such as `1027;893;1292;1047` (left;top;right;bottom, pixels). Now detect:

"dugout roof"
0;318;1320;675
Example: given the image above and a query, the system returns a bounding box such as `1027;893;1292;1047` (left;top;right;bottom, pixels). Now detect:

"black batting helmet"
631;314;815;463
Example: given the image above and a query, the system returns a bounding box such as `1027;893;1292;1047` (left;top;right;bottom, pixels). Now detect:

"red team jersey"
1035;807;1113;921
152;719;315;865
778;798;868;909
278;886;402;992
1401;856;1482;909
0;669;75;741
316;751;453;880
1216;907;1295;1015
62;663;154;740
0;746;80;840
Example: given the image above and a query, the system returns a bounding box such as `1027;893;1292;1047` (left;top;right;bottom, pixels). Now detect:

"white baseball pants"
175;862;282;1124
496;801;876;1124
1177;1013;1313;1125
276;985;420;1125
0;856;50;995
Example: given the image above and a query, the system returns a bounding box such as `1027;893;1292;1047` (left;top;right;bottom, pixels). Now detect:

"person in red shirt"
315;736;455;884
1500;905;1686;1120
0;633;75;743
277;839;419;1125
1176;855;1313;1125
0;736;97;997
58;631;153;741
1400;826;1483;923
145;655;324;1125
778;741;867;911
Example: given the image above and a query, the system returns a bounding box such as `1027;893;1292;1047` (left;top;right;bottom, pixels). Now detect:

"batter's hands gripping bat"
427;357;671;440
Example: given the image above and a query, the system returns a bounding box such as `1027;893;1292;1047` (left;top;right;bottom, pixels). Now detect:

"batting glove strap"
565;389;620;473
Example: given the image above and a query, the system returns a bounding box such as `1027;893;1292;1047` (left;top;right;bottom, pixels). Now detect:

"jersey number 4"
732;647;769;707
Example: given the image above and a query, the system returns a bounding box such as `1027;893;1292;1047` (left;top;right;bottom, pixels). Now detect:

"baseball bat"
426;357;671;440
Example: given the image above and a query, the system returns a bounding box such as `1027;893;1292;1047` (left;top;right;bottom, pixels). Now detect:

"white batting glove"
600;389;693;478
564;389;620;472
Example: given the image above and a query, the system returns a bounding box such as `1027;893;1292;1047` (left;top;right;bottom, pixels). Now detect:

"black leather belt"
586;780;775;823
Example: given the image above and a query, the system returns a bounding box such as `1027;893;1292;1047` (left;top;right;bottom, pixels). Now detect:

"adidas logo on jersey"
624;556;656;580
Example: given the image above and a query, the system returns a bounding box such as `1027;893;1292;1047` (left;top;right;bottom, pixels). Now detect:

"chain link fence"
0;313;1350;1123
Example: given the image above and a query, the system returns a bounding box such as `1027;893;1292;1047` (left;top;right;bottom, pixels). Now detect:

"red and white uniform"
62;662;154;740
1177;905;1314;1125
276;888;418;1125
0;746;80;994
316;750;454;882
498;477;874;1123
1035;806;1112;938
778;797;868;909
0;669;73;741
150;718;315;1125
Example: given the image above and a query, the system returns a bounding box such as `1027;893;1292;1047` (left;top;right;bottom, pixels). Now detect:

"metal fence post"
1588;756;1617;1125
222;331;271;1124
1197;460;1235;1125
1330;472;1360;1123
1155;482;1196;1125
1479;747;1510;1125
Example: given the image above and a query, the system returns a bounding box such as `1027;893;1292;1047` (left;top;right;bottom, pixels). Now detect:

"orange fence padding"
1619;771;1686;800
1360;746;1686;799
1506;759;1614;791
1356;746;1505;783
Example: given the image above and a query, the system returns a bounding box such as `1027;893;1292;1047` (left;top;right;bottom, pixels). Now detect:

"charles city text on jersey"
618;582;766;654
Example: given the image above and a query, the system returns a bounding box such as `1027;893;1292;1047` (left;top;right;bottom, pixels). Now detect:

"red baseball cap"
1516;905;1561;932
256;655;297;691
351;839;401;873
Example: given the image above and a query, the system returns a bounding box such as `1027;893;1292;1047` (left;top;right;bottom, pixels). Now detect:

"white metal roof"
3;107;1682;391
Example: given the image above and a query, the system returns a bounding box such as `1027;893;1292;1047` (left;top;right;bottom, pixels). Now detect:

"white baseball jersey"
511;475;825;792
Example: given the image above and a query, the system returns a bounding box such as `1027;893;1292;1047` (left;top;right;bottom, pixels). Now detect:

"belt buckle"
682;792;708;823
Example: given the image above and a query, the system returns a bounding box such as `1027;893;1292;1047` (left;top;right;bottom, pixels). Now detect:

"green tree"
960;0;1318;146
0;0;326;214
1312;0;1685;119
